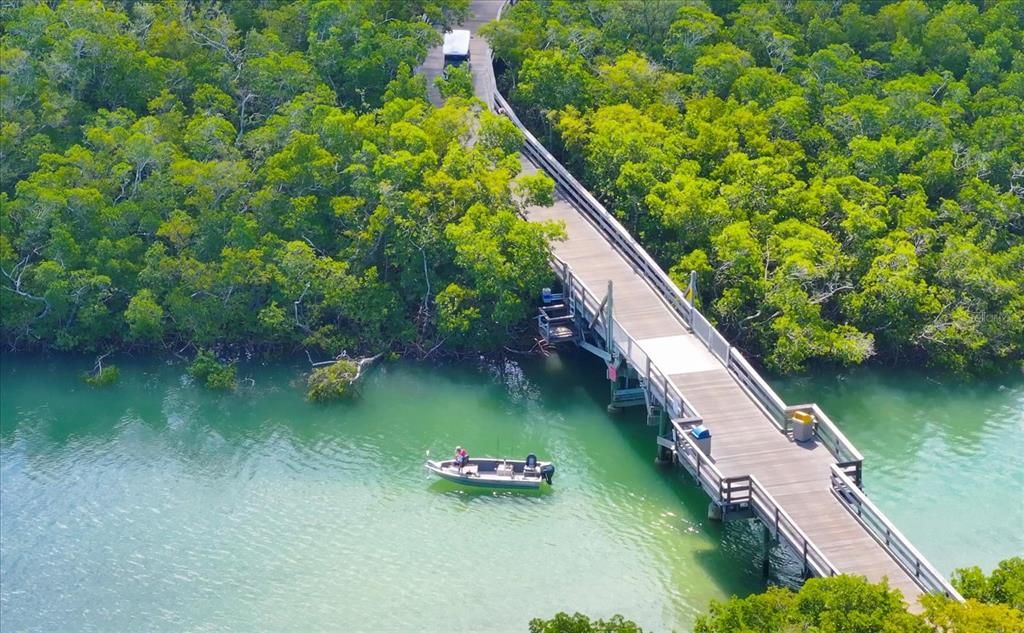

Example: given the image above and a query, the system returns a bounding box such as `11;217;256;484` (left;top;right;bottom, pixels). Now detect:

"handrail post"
605;280;613;354
567;270;574;313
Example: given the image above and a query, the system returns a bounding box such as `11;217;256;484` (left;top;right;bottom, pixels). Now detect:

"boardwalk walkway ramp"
425;0;962;609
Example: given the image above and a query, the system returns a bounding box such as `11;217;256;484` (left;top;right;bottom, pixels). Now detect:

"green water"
1;354;763;632
1;353;1021;632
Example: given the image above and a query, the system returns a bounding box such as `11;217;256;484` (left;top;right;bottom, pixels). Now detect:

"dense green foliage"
695;575;928;633
485;0;1024;374
921;594;1024;633
0;0;560;361
437;64;475;100
535;562;1024;633
952;557;1024;611
528;612;644;633
695;571;1024;633
187;349;237;390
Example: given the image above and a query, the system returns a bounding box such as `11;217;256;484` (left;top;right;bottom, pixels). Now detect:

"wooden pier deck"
427;0;959;609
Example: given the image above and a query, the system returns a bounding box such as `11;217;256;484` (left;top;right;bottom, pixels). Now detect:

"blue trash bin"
690;424;711;456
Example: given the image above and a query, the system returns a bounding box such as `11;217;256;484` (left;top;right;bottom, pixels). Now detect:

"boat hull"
425;458;553;489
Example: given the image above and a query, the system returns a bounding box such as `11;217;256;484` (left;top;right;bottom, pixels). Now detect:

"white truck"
442;30;471;68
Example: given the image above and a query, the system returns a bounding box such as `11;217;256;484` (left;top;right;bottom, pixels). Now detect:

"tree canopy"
530;559;1024;632
952;557;1024;612
694;573;1024;633
529;612;644;633
484;0;1024;374
0;0;562;361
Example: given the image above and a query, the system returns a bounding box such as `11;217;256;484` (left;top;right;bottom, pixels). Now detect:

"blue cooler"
541;287;563;304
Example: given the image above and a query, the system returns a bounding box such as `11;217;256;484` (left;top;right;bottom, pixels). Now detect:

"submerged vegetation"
485;0;1024;374
0;0;560;365
82;363;119;386
80;350;119;385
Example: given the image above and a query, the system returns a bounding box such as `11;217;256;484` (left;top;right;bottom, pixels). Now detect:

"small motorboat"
425;453;555;489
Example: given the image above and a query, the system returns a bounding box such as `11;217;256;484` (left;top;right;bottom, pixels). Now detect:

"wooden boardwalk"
523;173;924;602
428;0;958;609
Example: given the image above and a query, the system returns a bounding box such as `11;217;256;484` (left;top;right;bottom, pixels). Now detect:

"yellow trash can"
791;410;814;443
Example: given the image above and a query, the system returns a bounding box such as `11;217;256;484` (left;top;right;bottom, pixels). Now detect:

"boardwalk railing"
748;475;840;579
672;424;725;502
728;348;788;428
493;89;865;476
555;256;700;420
672;422;841;578
830;465;962;600
794;404;864;486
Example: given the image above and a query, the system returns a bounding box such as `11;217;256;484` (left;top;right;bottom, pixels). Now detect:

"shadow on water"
426;478;553;501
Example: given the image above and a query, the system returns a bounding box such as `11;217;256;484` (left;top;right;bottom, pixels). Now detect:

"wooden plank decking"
434;0;933;608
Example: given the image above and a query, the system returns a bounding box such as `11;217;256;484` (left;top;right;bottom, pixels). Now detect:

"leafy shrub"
436;64;474;99
82;365;120;386
306;360;360;402
187;351;237;391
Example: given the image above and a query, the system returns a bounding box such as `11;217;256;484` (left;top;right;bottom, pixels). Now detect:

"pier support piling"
707;502;723;521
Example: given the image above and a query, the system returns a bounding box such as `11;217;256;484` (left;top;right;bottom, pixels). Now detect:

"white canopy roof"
443;30;470;56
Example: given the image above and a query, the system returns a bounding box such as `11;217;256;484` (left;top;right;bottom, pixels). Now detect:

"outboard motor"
540;464;555;485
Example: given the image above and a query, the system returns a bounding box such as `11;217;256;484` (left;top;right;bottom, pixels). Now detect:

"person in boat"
454;446;466;470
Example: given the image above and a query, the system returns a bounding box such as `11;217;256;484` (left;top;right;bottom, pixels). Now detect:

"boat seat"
461;464;478;475
524;454;538;476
